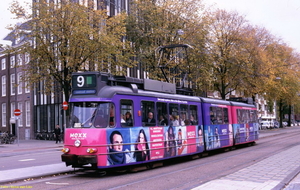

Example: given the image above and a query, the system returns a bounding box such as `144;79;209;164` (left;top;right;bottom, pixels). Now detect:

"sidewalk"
0;139;62;150
0;127;299;189
193;126;300;190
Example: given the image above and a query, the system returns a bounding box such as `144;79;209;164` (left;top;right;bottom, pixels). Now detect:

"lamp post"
274;76;284;128
177;29;184;36
15;57;19;146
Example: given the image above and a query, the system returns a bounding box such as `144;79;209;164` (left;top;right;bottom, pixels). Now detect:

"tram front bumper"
61;154;97;167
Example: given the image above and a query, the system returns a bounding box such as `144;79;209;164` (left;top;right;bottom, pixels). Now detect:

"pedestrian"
54;124;61;144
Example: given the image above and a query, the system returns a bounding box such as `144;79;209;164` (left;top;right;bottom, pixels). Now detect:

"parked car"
260;120;270;130
260;119;276;129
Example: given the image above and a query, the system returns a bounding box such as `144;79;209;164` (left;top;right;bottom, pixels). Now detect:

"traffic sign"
14;109;21;116
62;101;68;110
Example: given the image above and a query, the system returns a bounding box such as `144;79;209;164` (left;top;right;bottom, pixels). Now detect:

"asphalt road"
2;128;299;190
0;148;62;170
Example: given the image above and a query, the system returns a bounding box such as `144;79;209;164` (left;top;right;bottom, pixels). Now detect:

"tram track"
5;129;300;190
76;130;300;190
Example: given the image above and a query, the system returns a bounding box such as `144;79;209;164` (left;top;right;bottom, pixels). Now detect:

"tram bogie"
61;72;259;170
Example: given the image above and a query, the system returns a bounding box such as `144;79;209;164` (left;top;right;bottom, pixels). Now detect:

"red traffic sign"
62;101;68;110
14;109;21;116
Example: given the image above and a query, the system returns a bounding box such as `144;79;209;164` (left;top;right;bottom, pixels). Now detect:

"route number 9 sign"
72;74;96;88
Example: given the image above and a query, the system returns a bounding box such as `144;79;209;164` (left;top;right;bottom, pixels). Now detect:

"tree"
8;1;134;104
262;42;300;127
223;25;288;101
126;0;207;83
204;9;257;99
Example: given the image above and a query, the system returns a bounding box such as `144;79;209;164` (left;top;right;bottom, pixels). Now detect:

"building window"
24;72;30;93
10;56;15;68
17;54;23;66
17;72;22;94
1;58;6;70
10;74;15;95
2;103;6;127
11;102;15;118
25;53;30;64
25;81;30;93
15;35;21;45
18;102;23;127
25;101;30;126
2;75;6;96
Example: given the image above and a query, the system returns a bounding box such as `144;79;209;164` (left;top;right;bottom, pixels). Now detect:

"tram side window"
250;110;258;123
210;107;216;124
244;110;250;123
109;104;115;127
157;102;168;126
223;108;229;124
210;107;224;124
237;109;250;124
190;105;198;125
180;104;188;125
141;101;155;126
121;100;133;127
237;109;242;123
244;110;249;123
169;103;179;126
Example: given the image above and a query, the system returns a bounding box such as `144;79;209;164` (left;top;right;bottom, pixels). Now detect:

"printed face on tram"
178;133;182;141
139;132;145;143
198;128;202;137
111;134;123;151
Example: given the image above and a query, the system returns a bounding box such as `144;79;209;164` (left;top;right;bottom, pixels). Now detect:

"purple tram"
61;72;259;169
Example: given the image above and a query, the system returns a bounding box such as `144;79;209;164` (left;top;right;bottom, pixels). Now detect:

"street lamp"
177;29;184;36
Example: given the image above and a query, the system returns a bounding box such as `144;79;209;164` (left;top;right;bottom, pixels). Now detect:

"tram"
61;71;259;169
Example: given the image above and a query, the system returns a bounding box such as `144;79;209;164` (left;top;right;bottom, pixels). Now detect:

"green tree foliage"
9;1;134;102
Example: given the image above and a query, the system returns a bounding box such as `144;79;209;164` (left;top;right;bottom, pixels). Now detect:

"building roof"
3;21;31;46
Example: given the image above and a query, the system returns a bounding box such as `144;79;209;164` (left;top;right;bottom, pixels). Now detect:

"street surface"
0;127;300;190
1;147;62;170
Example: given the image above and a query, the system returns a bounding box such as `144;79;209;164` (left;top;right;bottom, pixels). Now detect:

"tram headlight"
62;148;70;153
74;140;81;147
87;148;98;153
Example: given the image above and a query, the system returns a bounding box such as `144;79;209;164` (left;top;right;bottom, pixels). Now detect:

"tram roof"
230;100;256;108
70;85;200;102
71;72;254;105
100;85;201;102
200;97;231;105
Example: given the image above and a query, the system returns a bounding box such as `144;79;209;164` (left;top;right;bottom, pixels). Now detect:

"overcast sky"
1;0;300;52
0;0;30;46
203;0;300;52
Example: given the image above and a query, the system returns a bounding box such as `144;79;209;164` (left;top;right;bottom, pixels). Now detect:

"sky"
1;0;300;52
0;0;31;46
203;0;300;52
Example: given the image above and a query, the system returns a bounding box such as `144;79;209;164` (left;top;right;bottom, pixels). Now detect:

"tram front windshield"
70;102;112;128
